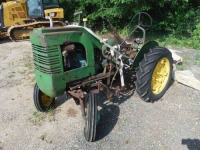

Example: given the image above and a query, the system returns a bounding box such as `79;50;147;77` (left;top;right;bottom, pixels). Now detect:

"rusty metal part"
69;72;115;90
68;90;85;117
107;19;129;47
107;20;123;44
68;77;123;117
90;81;114;101
79;99;85;117
106;63;113;85
110;68;119;87
90;82;101;94
68;69;124;116
99;81;113;100
110;86;121;96
68;89;84;100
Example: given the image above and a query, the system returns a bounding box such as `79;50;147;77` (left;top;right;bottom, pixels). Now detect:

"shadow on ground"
53;65;138;141
96;104;120;141
182;139;200;150
0;38;12;44
95;70;136;141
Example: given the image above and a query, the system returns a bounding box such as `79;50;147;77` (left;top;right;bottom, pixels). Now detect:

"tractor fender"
132;41;159;69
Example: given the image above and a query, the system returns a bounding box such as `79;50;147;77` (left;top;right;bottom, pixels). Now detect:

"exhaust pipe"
45;16;53;27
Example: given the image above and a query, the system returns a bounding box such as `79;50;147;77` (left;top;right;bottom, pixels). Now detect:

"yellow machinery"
0;0;64;41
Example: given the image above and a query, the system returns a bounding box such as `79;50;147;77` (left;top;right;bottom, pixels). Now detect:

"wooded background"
60;0;200;49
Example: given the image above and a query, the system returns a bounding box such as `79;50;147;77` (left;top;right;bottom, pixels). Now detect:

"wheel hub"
41;94;53;107
151;57;170;95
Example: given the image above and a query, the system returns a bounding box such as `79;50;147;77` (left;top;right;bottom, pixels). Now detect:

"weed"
147;31;200;50
8;71;15;78
30;108;56;125
101;26;200;50
195;53;200;66
38;133;46;141
67;108;77;117
176;63;187;70
24;61;33;70
176;55;191;70
46;108;56;121
24;55;34;71
30;111;46;125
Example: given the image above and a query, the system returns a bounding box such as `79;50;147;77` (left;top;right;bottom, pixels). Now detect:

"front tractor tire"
33;84;55;112
84;93;98;142
135;47;173;102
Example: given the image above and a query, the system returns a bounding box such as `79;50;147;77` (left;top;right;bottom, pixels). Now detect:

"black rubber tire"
33;84;55;112
84;93;97;142
135;46;173;102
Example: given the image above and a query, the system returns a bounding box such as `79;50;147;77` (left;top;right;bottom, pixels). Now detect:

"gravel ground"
0;40;200;150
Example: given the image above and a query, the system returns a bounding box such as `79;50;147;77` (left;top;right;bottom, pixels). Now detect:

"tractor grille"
32;44;63;74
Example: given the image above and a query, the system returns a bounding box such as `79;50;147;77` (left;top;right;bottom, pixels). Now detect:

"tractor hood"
30;25;103;50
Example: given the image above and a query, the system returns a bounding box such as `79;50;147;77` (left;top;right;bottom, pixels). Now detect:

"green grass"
147;32;200;50
176;63;189;71
29;108;56;125
119;26;200;50
98;26;200;50
31;111;46;125
176;55;191;71
24;56;34;70
23;54;34;74
7;71;15;78
195;53;200;66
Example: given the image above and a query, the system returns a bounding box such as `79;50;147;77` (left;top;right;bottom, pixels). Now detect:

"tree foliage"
60;0;200;37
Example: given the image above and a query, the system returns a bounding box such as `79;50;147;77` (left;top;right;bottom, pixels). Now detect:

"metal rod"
110;68;119;87
79;99;85;117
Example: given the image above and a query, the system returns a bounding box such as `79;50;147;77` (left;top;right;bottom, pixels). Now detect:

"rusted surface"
68;90;84;100
68;77;123;116
90;81;122;101
67;64;124;116
69;72;114;90
68;90;85;117
107;20;125;45
79;100;85;117
110;86;121;96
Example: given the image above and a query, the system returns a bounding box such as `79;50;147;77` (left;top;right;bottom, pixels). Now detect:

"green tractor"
30;12;173;142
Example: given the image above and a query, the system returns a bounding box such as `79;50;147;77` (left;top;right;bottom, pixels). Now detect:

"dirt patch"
67;107;78;117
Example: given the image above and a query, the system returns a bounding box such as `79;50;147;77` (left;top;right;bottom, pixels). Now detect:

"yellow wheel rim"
151;57;170;95
41;93;53;107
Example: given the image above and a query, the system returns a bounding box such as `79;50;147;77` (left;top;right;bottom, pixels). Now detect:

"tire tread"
135;46;173;102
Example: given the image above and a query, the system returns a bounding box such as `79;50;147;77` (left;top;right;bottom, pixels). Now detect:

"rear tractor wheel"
33;84;55;112
135;47;173;102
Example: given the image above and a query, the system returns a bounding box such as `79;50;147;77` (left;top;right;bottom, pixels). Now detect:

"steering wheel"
131;12;153;30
